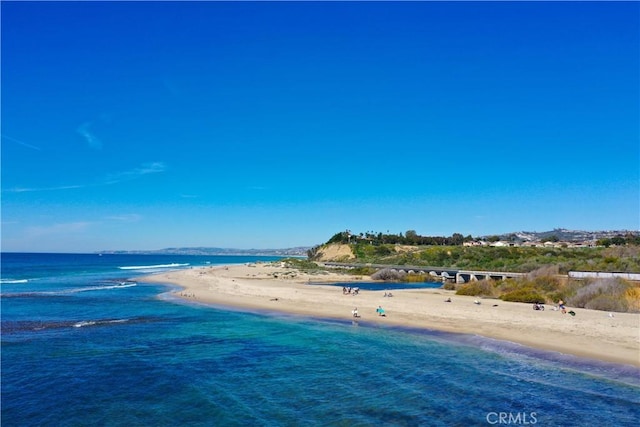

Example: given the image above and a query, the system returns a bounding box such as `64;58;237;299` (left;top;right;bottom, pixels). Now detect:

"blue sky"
2;1;638;252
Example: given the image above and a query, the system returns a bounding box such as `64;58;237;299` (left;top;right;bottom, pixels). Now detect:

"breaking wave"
118;263;189;270
2;317;157;333
1;282;137;298
73;318;131;328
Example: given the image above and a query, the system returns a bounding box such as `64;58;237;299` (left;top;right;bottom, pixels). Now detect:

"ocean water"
1;253;639;426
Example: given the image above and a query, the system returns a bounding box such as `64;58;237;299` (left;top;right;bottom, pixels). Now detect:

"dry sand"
143;262;640;367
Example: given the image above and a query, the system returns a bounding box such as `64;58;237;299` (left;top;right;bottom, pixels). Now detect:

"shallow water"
2;253;639;426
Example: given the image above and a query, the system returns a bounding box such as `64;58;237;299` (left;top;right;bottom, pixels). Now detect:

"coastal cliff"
311;243;355;262
311;243;421;262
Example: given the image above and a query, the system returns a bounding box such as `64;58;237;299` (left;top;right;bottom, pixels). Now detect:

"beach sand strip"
143;262;640;367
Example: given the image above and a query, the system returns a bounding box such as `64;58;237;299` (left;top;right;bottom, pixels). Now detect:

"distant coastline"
96;229;638;258
97;247;310;257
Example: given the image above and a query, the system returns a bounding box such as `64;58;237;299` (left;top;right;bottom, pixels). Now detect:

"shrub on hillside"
546;291;567;305
625;286;640;313
442;282;457;291
374;245;393;256
550;280;583;305
404;273;431;283
306;246;320;259
283;258;319;271
500;288;546;303
348;267;377;276
371;268;406;281
496;274;567;304
567;278;632;313
495;278;520;294
531;275;562;292
527;265;559;279
455;281;496;297
584;294;629;312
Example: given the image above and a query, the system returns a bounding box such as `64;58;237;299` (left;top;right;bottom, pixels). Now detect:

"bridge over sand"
321;262;526;283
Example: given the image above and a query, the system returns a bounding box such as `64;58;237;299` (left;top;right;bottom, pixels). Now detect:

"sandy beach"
144;262;640;367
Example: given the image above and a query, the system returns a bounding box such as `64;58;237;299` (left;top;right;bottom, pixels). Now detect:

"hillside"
311;243;356;262
486;228;638;243
309;238;640;313
310;243;640;274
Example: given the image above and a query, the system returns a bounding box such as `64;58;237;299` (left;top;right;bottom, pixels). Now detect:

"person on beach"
559;299;567;314
352;308;359;318
376;306;386;316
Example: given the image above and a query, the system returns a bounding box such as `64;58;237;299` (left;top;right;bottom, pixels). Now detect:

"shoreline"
142;262;640;367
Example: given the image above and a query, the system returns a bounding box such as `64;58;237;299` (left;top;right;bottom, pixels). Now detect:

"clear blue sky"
2;1;638;252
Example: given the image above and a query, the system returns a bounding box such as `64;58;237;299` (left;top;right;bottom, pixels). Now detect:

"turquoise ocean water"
1;253;639;426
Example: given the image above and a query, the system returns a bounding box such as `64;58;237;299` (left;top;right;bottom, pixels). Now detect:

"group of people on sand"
343;286;359;295
531;299;575;316
349;296;577;322
351;306;386;318
557;299;576;316
439;296;574;316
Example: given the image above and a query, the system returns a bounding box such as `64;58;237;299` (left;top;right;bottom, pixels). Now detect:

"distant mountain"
99;247;311;256
484;229;638;243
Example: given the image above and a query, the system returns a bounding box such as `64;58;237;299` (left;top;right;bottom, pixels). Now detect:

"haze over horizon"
2;2;639;253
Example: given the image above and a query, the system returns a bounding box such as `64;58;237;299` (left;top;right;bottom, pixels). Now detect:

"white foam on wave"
38;282;138;296
0;279;29;284
73;282;138;293
73;319;130;328
118;263;190;270
73;320;97;328
2;282;138;298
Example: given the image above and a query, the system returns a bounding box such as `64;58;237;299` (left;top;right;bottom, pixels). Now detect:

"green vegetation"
326;230;470;246
323;229;640;248
307;230;640;312
280;258;324;272
566;279;636;312
500;288;547;304
450;275;639;313
315;244;640;274
404;273;431;283
455;281;497;298
597;234;640;247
